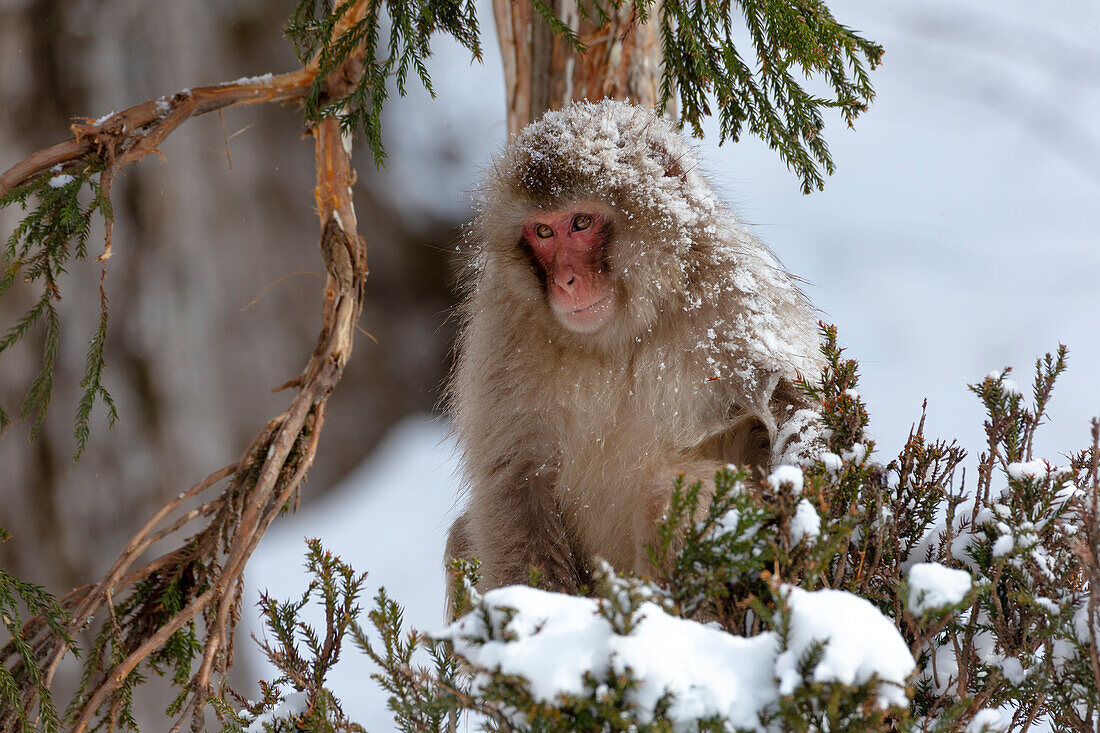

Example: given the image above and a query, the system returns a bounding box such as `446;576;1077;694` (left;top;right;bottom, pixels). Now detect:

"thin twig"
43;462;237;689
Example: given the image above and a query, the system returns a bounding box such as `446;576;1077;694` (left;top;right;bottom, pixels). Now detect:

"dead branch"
1;1;374;730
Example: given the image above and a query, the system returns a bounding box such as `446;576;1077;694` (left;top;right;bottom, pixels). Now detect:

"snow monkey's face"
519;203;618;334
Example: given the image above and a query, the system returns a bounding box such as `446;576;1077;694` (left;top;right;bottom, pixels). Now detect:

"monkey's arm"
447;457;585;593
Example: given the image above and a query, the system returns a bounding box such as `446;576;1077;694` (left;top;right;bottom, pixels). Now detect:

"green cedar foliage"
324;330;1095;732
0;527;72;733
0;167;117;458
222;539;368;732
283;0;483;165
288;0;882;191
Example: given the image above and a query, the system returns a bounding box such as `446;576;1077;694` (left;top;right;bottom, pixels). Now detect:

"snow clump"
906;562;972;615
767;465;803;495
789;499;821;546
1006;459;1053;481
242;690;309;732
964;707;1008;732
775;586;915;709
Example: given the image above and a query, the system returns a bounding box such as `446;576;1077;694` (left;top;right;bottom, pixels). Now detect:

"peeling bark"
493;0;666;136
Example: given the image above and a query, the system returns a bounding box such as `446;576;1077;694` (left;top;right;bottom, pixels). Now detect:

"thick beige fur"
446;101;824;592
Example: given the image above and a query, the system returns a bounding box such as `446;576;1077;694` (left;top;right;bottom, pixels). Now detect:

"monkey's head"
470;100;721;347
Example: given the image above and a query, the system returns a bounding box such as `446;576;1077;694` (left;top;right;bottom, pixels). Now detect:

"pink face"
521;208;616;333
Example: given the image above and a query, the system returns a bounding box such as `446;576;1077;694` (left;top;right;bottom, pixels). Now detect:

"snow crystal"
767;465;803;495
906;562;972;614
775;586;915;709
789;499;821;546
965;708;1008;732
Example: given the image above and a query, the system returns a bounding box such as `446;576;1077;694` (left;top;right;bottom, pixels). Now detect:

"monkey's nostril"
566;276;576;286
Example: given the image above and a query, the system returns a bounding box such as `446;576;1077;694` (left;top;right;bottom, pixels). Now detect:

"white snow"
789;499;821;545
47;173;74;187
966;708;1008;732
230;73;275;85
440;583;914;730
842;442;868;463
775;586;915;708
991;533;1015;558
244;690;309;732
906;562;972;614
820;452;844;472
439;585;778;731
767;465;804;495
1006;460;1053;481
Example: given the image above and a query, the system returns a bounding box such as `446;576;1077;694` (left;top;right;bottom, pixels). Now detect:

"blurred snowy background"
1;0;1098;729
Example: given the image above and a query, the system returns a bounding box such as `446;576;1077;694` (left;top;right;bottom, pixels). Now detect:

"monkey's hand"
771;407;825;468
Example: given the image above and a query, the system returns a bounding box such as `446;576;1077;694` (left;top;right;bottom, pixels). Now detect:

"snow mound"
440;583;915;730
767;464;804;495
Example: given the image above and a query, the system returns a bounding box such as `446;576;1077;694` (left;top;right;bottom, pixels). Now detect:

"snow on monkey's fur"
447;100;824;590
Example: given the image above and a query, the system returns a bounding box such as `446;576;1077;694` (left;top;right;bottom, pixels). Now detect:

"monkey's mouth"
554;295;615;333
571;296;611;315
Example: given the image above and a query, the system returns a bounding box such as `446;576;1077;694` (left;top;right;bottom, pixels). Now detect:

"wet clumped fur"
447;100;824;593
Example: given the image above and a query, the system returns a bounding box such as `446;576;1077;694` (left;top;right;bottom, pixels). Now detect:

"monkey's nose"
555;270;578;292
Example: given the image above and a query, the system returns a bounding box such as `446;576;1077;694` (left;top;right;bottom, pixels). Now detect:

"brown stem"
42;462;237;689
0;69;314;198
70;588;217;733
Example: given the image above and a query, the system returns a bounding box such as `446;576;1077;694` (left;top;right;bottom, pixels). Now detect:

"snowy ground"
244;1;1100;728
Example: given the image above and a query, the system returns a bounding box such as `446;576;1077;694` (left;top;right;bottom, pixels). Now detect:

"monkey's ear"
648;139;688;181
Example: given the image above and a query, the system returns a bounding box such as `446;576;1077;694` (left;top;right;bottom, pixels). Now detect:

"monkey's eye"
535;224;554;239
572;214;593;231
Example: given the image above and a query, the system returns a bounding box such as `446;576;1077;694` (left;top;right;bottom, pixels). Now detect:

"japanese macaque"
446;100;823;592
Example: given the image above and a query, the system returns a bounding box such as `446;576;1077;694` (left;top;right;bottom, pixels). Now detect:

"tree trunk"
493;0;665;135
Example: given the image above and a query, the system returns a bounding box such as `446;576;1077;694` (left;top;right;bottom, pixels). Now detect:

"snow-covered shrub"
240;328;1100;731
